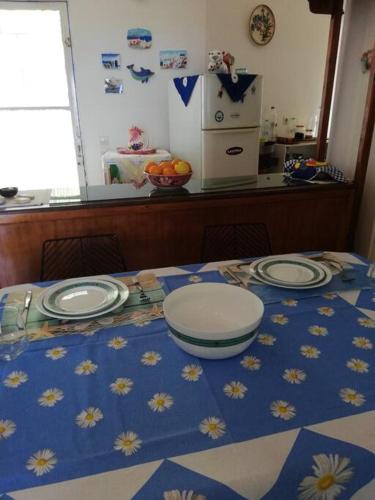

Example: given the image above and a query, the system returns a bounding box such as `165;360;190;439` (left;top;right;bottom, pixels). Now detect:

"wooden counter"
0;179;355;286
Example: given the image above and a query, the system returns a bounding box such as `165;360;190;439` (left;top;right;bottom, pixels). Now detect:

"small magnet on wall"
127;64;154;83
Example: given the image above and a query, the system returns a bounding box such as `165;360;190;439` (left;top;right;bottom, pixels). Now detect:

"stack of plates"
249;256;332;289
36;276;129;320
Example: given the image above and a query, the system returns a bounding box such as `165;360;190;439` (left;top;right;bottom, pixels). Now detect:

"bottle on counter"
269;106;278;141
260;119;271;143
263;106;277;142
288;117;297;139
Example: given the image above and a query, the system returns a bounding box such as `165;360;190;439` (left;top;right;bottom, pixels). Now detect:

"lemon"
174;161;191;174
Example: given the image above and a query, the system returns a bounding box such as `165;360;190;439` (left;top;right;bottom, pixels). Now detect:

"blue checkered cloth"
284;158;347;183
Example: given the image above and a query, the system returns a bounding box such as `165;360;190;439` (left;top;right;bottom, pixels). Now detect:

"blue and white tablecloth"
1;252;375;499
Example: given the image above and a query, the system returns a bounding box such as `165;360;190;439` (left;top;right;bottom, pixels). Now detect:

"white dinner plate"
36;277;129;320
255;256;326;285
249;257;332;289
43;278;119;315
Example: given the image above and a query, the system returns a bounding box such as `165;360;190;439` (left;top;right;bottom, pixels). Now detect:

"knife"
20;290;33;329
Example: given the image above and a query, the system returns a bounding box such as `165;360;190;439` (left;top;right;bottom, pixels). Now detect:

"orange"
145;162;158;173
171;158;181;167
149;165;163;175
162;166;176;176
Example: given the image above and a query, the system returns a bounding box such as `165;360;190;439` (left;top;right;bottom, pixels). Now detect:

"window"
0;2;84;191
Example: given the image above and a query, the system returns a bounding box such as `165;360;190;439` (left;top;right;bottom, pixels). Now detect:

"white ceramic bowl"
163;283;264;359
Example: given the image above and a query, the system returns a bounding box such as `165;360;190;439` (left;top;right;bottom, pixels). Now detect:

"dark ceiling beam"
308;0;343;15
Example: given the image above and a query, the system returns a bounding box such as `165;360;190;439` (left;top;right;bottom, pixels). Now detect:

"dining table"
1;251;375;500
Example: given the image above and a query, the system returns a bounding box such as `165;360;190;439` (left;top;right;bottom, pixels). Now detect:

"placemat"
218;258;375;304
1;274;165;341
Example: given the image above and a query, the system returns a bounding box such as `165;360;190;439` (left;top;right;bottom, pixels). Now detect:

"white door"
202;74;262;130
201;128;260;189
0;2;84;191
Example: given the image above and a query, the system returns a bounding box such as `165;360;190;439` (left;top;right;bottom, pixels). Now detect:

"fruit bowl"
145;172;192;189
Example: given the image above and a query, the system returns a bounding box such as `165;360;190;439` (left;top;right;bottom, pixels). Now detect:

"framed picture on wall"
249;5;275;46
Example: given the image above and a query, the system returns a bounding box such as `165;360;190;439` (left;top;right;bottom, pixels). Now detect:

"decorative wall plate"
249;4;275;46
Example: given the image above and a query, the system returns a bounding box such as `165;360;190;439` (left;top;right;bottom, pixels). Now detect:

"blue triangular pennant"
173;75;199;107
217;74;257;102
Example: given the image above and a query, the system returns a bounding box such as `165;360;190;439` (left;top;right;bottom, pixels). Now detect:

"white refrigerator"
168;74;262;189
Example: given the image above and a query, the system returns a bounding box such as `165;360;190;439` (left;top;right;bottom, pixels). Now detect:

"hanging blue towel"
173;75;199;107
217;74;257;102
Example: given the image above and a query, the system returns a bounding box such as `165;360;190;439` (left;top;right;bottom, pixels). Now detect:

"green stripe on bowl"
169;326;258;348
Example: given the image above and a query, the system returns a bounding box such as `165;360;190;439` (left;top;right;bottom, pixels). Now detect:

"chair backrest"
40;234;126;281
201;223;272;262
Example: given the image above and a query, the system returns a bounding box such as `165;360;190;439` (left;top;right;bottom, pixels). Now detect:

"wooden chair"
40;234;126;281
201;223;272;262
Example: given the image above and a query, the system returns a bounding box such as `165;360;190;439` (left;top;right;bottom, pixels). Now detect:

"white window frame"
0;0;87;187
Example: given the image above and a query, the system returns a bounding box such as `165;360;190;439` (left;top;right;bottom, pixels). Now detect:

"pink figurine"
128;126;145;151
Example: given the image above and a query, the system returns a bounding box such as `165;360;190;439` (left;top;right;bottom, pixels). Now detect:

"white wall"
68;0;207;185
207;0;330;134
67;0;329;185
328;0;375;256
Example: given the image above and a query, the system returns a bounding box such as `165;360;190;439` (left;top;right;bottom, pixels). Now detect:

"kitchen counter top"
0;174;353;214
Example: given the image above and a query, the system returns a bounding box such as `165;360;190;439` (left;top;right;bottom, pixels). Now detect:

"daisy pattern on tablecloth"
223;381;247;399
38;388;64;407
258;334;276;346
323;292;338;300
188;275;202;283
76;407;103;428
181;364;203;382
107;337;128;350
148;393;174;412
114;431;142;456
199;417;226;440
297;453;353;500
241;355;261;371
340;388;366;407
300;345;321;359
163;491;205;500
352;336;373;350
75;360;98;375
270;400;296;420
110;377;134;396
283;368;306;384
271;314;289;325
26;449;57;476
3;371;28;388
141;351;162;366
317;306;335;317
0;419;16;440
308;325;328;337
45;347;67;360
282;299;298;307
346;358;369;374
358;317;375;328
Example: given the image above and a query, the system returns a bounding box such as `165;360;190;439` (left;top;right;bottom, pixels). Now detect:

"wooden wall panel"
0;185;355;287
